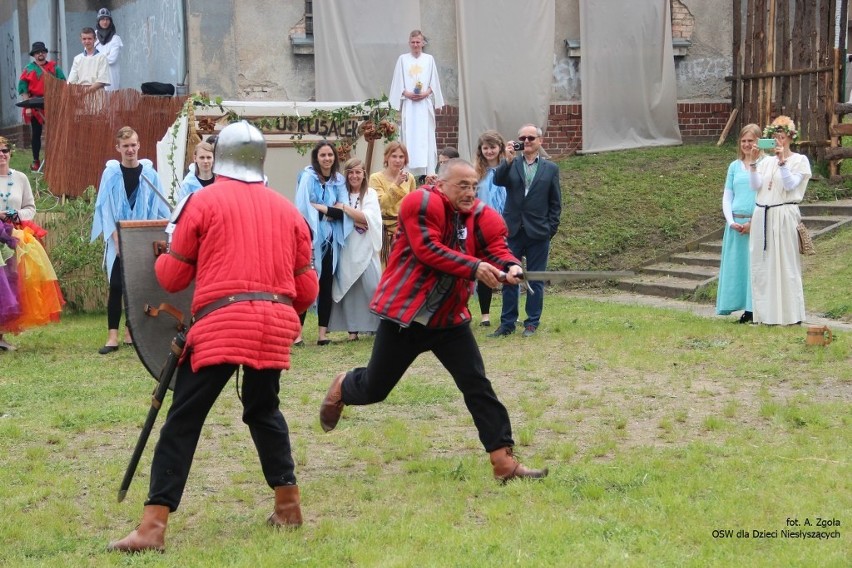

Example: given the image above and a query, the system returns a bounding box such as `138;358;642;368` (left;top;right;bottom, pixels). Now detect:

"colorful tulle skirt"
0;221;64;333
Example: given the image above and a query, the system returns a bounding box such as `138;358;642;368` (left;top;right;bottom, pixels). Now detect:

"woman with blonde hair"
177;141;216;200
328;158;382;340
716;123;761;323
369;141;416;266
748;116;812;325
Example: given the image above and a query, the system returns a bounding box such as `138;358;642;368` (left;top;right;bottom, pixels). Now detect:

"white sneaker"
0;339;17;351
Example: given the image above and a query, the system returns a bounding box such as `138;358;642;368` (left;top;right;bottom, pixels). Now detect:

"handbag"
796;221;815;255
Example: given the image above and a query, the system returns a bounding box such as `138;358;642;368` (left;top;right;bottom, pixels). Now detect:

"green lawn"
0;295;848;566
2;140;849;565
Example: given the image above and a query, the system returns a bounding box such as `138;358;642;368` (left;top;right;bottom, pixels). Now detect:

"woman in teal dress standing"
716;123;761;323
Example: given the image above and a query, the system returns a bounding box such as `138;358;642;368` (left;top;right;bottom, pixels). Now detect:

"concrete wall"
2;0;734;131
184;0;729;105
64;0;186;90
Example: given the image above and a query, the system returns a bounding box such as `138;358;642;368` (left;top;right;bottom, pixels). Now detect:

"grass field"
2;140;849;566
1;292;848;566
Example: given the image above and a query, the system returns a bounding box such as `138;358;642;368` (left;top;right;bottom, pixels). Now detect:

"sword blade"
522;270;634;282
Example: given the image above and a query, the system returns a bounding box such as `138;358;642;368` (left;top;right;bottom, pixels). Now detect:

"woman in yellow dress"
369;141;416;266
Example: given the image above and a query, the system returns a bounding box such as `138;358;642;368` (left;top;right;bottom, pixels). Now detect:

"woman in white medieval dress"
328;158;381;341
748;116;811;325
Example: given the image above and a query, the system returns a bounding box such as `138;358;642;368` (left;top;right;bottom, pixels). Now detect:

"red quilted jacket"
155;178;318;371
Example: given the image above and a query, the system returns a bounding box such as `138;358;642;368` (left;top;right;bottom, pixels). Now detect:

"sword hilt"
497;270;534;295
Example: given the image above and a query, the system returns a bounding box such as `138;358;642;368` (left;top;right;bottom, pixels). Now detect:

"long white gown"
389;52;444;176
749;153;811;324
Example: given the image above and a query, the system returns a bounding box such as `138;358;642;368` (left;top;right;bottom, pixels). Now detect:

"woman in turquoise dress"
716;124;761;322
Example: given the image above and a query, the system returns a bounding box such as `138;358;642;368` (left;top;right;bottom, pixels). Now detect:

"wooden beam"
830;122;852;136
717;108;740;145
724;66;834;81
822;146;852;160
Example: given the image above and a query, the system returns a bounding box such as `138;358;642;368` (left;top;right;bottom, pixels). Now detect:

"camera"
757;138;776;150
512;141;523;151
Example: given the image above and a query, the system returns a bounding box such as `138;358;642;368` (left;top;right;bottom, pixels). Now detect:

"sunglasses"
518;136;537;142
0;149;10;154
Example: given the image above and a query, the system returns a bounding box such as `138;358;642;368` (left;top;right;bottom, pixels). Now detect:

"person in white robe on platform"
329;159;381;340
389;30;444;177
748;116;811;325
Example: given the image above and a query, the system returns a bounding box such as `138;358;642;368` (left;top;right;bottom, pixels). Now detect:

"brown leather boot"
107;504;170;553
319;372;346;432
267;485;303;528
490;447;549;483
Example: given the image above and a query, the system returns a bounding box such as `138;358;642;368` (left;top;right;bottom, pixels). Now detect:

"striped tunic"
370;186;519;328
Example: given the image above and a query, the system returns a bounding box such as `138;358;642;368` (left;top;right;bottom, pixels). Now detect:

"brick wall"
670;0;695;40
435;101;731;158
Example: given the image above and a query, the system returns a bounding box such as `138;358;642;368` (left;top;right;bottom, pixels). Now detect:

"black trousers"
106;257;123;329
30;120;42;162
341;319;514;452
145;358;296;511
476;281;494;315
299;248;334;328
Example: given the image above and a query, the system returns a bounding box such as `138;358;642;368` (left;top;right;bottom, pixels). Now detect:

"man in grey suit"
489;124;562;337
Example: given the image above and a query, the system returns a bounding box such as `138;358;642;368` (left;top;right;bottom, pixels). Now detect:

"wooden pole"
765;0;776;120
365;138;376;177
717;108;740;145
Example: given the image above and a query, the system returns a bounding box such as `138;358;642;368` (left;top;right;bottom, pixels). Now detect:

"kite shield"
118;220;194;384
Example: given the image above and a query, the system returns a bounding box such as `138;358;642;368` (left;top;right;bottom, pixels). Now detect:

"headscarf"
96;15;116;45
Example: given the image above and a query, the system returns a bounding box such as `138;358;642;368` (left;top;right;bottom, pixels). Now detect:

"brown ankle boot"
489;447;549;483
319;372;347;432
107;504;170;553
267;485;303;528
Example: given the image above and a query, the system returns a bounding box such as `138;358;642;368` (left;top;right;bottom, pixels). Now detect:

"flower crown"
763;123;798;141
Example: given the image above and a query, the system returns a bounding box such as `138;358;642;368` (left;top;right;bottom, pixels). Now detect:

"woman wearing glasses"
0;136;63;351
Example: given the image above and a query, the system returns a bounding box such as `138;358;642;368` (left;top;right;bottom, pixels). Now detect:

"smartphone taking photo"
757;138;776;150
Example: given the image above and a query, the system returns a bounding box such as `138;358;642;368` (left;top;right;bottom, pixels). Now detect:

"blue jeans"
499;231;550;330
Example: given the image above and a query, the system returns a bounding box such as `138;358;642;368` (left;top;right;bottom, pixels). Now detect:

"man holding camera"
489;124;562;338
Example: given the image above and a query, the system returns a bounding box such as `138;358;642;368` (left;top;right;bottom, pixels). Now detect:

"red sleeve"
474;206;520;268
398;190;480;280
291;218;319;314
155;207;200;293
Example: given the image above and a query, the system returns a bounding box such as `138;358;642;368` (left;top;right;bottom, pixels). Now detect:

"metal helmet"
212;120;266;182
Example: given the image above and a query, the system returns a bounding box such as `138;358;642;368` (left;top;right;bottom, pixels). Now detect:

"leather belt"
191;292;293;325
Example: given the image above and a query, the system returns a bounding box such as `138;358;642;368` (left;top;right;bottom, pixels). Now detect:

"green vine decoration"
204;94;400;159
165;93;225;201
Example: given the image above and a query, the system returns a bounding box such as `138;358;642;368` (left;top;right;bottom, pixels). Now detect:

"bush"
37;187;106;313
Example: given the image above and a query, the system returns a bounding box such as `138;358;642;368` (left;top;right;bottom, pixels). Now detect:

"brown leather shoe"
319;372;347;432
107;504;170;553
267;485;303;528
489;447;548;483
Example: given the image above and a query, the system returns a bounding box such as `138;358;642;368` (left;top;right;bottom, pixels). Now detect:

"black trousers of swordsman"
145;357;296;511
341;319;515;452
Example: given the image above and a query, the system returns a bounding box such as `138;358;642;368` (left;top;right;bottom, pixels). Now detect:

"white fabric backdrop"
580;0;682;153
314;0;421;102
455;0;554;160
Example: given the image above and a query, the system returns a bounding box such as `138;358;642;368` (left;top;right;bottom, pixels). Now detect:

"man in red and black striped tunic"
320;158;548;483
